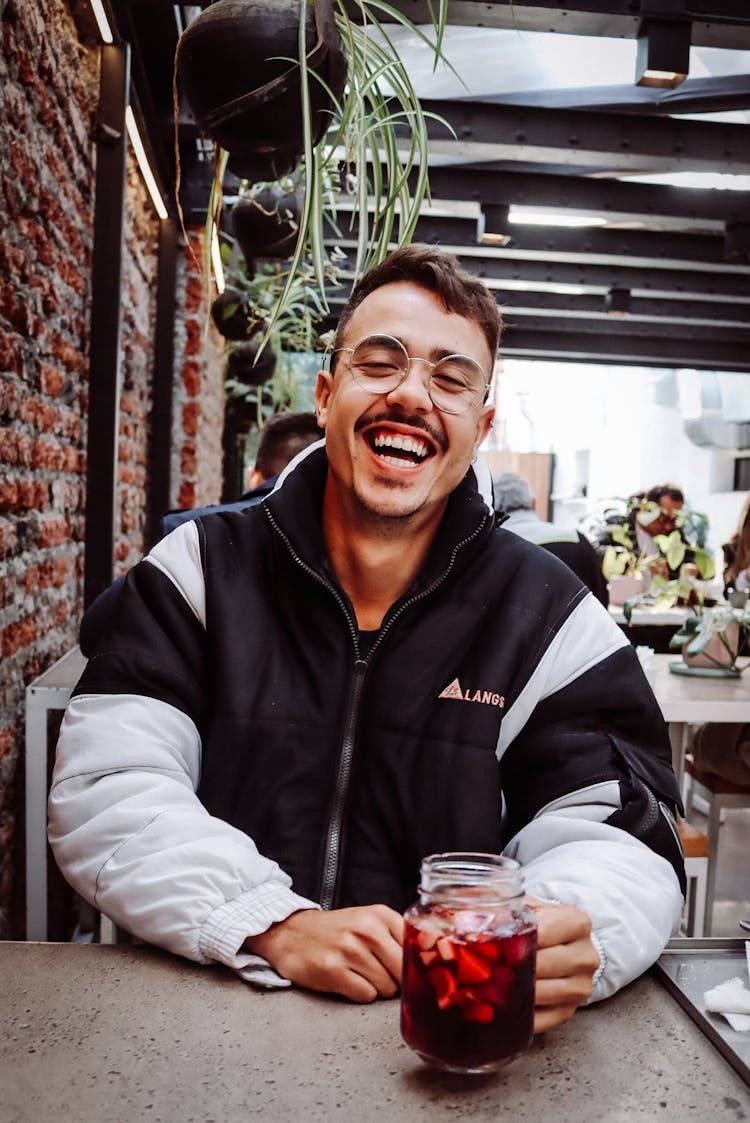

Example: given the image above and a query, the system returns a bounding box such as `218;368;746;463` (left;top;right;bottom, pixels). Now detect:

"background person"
493;471;608;606
79;410;322;655
50;245;683;1035
722;491;750;596
633;483;686;576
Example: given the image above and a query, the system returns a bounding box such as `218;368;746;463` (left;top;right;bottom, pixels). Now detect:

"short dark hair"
333;244;502;370
255;411;322;479
645;483;684;506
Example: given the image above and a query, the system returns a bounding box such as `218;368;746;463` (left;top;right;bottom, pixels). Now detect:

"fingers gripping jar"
401;853;537;1074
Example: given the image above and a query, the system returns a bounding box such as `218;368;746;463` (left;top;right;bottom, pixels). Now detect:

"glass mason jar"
401;852;537;1074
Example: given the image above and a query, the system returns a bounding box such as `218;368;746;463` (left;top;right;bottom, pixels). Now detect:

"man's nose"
385;358;434;411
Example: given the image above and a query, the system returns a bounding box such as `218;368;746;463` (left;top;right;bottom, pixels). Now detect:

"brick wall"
171;230;225;512
0;0;225;938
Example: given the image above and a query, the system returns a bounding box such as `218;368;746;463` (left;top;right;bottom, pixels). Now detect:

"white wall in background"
486;359;748;567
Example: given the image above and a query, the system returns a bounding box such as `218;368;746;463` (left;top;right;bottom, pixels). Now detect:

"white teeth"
372;432;428;459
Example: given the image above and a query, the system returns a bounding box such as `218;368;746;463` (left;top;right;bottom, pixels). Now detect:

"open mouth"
365;426;434;467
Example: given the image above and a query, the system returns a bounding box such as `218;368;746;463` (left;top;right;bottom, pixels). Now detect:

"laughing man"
49;245;684;1033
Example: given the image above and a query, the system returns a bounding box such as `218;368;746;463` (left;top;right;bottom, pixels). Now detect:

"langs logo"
438;677;505;709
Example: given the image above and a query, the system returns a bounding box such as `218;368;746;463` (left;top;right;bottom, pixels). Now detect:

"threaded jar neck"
418;852;523;906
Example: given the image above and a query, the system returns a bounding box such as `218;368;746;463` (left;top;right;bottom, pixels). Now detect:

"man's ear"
473;404;494;456
315;369;332;429
246;467;265;491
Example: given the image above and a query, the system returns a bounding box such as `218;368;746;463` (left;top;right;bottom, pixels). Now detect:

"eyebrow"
380;335;471;364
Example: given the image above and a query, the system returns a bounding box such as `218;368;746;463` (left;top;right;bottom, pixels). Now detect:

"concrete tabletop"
1;942;748;1121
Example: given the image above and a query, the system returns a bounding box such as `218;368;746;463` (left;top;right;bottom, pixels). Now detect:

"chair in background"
676;818;709;936
683;755;750;935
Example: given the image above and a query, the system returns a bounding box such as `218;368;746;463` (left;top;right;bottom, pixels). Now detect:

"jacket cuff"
585;928;608;1003
198;882;320;967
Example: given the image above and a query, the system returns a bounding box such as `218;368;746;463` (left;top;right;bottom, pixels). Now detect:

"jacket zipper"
264;504;491;909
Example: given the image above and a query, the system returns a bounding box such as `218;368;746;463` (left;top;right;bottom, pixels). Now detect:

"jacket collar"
264;444;494;591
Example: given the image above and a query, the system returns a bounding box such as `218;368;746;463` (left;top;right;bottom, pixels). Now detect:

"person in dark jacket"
493;471;608;606
78;411;321;655
50;245;684;1035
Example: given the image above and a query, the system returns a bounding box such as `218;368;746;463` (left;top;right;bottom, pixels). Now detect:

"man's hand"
244;905;404;1003
526;898;600;1033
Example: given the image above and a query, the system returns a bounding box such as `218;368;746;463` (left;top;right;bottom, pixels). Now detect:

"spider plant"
220;250;329;426
204;0;453;346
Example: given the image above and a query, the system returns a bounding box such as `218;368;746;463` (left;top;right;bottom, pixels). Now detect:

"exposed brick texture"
0;0;225;939
171;229;225;509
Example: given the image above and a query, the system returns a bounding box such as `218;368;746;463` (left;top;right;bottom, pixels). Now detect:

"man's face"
315;281;494;531
640;495;683;537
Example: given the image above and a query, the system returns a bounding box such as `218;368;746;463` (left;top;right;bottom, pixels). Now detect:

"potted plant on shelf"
176;0;453;344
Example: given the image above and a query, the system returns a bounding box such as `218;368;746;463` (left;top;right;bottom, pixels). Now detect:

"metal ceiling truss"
107;0;750;372
361;2;750;50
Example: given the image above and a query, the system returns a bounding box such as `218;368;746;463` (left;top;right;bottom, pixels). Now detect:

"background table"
24;646;87;940
1;942;747;1121
646;653;750;779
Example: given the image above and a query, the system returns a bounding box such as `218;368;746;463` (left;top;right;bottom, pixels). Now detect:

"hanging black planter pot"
210;290;263;341
176;0;347;183
225;336;278;386
231;186;302;261
234;186;305;260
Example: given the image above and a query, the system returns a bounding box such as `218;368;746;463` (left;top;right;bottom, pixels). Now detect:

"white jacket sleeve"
504;806;682;1002
497;594;684;1001
48;692;318;975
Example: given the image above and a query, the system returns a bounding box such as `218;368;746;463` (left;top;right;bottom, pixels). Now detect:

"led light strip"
211;226;225;292
125;106;168;219
89;0;113;43
89;0;168;220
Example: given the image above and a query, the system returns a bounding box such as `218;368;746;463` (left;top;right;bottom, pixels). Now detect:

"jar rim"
418;852;523;902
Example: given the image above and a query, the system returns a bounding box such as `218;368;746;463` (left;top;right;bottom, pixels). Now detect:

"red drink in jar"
401;853;537;1073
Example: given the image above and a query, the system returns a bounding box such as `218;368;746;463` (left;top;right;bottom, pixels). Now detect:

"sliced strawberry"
471;939;500;962
415;925;440;950
428;965;457;1009
436;936;458;962
456;946;492;985
453;987;478;1008
418;948;439;967
459;999;495;1024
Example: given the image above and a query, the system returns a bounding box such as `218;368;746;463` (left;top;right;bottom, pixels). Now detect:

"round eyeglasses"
333;333;490;416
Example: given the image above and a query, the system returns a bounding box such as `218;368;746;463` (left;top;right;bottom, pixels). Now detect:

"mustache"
354;410;448;453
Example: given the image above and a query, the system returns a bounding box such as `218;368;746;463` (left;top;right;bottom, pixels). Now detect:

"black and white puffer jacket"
49;447;684;999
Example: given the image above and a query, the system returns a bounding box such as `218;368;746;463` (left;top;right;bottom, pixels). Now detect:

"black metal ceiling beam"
331;210;739;267
325;285;750;327
483;225;732;266
417;168;750;227
498;328;750;372
471;74;750;115
420;100;750;176
356;2;750;49
330;239;750;298
498;310;750;343
492;289;750;326
459;249;750;299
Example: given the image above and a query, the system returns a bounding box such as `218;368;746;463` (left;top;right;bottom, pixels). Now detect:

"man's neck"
321;488;445;631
